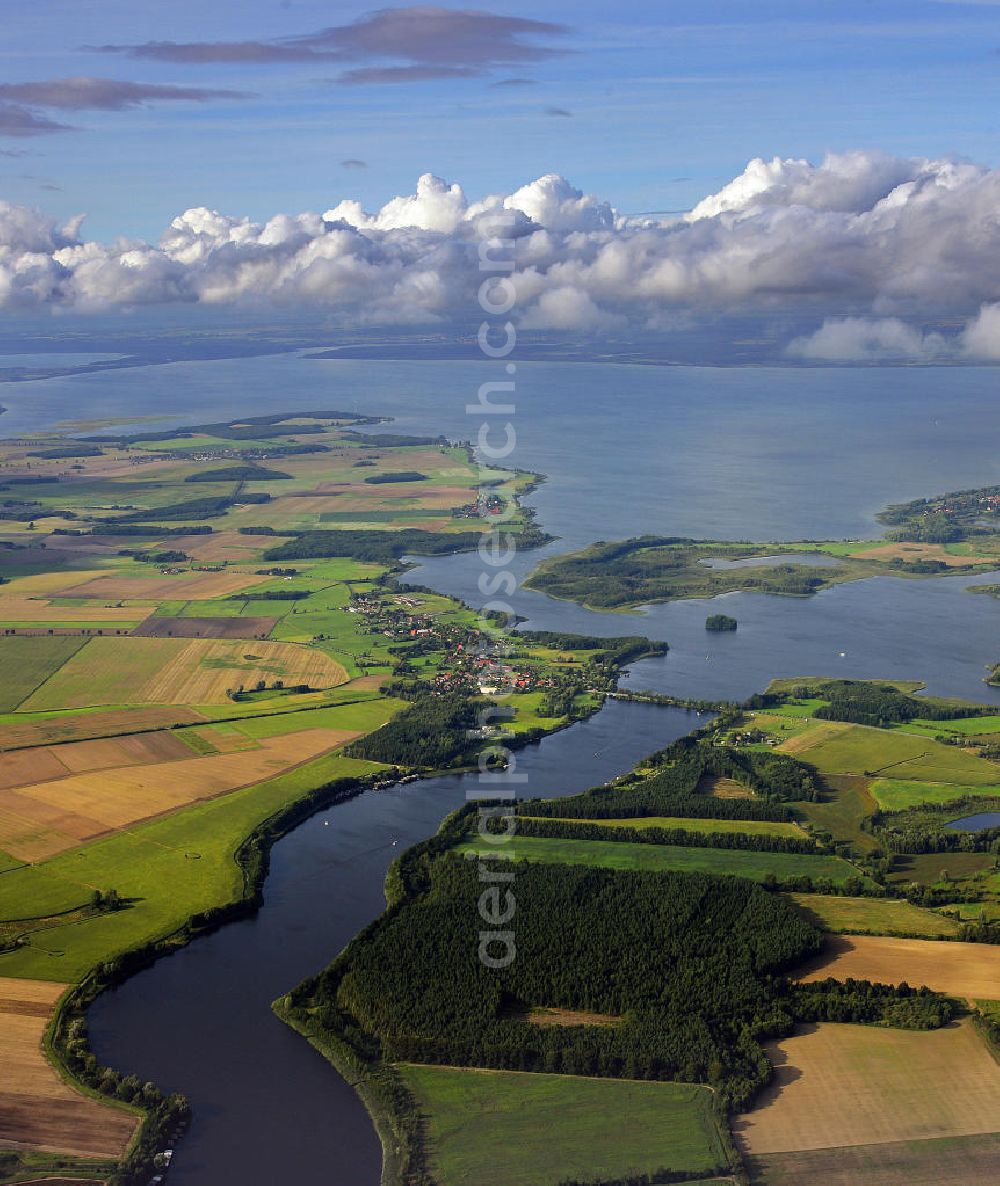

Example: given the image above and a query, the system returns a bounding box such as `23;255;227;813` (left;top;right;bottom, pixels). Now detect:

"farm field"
0;726;361;861
55;571;271;601
748;1133;1000;1186
794;774;879;853
871;777;1000;810
0;597;150;625
795;934;1000;999
0;977;138;1158
521;814;809;840
792;723;1000;784
906;713;1000;735
0;749;388;982
398;1065;730;1186
455;835;868;886
134;615;279;639
735;1020;1000;1156
0;704;207;751
0;638;88;712
785;893;960;938
22;636;348;709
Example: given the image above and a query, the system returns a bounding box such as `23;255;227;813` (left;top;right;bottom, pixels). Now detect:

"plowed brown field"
735;1021;1000;1156
796;934;1000;999
0;727;360;860
0;977;138;1158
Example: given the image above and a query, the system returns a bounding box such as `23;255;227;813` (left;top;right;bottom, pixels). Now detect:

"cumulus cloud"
98;7;569;83
786;318;948;362
959;303;1000;359
0;78;251;111
7;150;1000;342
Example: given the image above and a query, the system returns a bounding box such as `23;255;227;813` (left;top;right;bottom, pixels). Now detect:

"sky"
6;1;1000;356
5;0;1000;236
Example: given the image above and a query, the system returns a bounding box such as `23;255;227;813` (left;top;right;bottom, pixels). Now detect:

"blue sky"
5;0;1000;239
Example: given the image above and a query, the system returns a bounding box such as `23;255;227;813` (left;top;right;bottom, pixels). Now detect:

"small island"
706;613;737;631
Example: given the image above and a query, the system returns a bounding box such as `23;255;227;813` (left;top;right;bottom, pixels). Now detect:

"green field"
797;723;1000;784
456;836;867;887
0;635;88;710
785;892;960;938
872;778;1000;810
0;751;385;981
230;697;399;739
398;1064;730;1186
796;775;880;854
901;715;1000;737
888;851;998;892
521;814;809;840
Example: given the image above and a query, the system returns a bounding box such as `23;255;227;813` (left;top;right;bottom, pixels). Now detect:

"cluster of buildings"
348;591;557;697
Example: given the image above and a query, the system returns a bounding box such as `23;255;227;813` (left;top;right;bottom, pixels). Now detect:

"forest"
302;856;822;1107
345;694;481;768
263;527;482;562
523;736;818;821
810;679;994;726
294;849;953;1115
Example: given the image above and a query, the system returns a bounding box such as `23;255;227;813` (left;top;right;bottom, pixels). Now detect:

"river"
86;701;699;1185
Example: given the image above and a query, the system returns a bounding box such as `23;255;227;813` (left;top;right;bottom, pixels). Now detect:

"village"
346;590;565;698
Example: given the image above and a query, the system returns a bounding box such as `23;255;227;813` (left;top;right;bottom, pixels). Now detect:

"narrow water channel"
87;699;700;1185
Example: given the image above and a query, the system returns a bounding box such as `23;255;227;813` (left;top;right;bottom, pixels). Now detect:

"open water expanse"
3;352;998;1181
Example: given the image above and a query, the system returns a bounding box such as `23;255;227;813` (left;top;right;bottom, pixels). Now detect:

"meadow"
0;636;87;711
521;814;809;840
456;835;867;886
872;777;1000;810
792;722;1000;784
399;1064;730;1186
785;893;960;938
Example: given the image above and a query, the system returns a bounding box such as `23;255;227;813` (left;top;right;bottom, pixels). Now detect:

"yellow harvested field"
735;1020;1000;1155
697;775;753;799
56;571;272;601
0;731;193;791
24;636;348;710
0;572;105;598
139;638;347;703
0;598;150;624
797;934;1000;1000
775;721;849;756
0;728;360;860
0;977;138;1158
168;531;288;563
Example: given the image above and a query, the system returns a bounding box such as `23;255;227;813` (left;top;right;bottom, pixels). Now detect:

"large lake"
5;352;995;700
5;352;999;1182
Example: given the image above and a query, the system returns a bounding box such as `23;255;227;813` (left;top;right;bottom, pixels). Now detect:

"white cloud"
6;151;1000;342
959;302;1000;359
786;317;948;362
